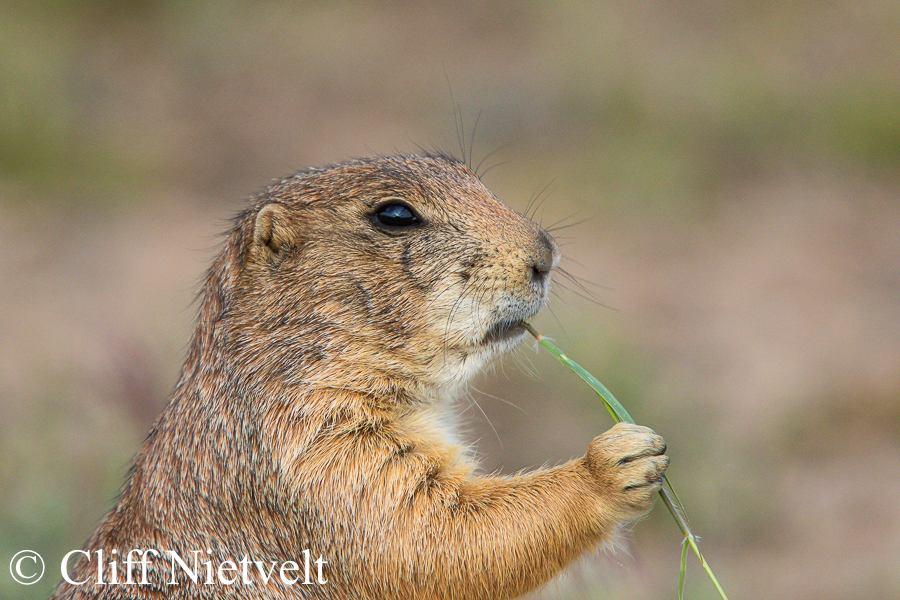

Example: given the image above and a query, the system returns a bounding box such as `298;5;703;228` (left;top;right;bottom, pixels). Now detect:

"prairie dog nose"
531;231;560;281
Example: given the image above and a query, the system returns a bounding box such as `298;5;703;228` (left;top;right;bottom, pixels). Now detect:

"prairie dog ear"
253;203;291;255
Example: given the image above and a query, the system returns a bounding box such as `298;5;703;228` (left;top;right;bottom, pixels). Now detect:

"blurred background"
2;1;898;599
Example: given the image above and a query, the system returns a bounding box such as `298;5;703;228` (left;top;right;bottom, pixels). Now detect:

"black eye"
373;203;421;228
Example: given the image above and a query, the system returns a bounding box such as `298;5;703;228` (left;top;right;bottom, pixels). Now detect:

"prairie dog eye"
373;202;421;228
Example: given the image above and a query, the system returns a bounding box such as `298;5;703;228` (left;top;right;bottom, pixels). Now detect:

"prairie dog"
53;154;668;599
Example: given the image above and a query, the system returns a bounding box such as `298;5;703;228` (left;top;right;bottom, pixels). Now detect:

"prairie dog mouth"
481;319;527;346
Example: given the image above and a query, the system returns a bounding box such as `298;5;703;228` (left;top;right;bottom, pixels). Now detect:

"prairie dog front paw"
584;422;669;519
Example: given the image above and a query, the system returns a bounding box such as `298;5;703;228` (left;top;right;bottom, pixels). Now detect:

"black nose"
530;231;559;282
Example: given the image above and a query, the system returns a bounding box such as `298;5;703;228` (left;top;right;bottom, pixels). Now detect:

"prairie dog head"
221;155;559;398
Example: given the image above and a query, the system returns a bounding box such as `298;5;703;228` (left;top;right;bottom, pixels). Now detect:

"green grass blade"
522;323;634;424
522;322;729;600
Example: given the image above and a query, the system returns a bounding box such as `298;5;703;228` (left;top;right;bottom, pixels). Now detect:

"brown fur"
52;155;668;600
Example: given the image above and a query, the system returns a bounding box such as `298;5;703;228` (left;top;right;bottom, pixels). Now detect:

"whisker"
553;274;616;310
475;143;511;179
443;277;477;365
461;388;502;449
478;160;507;180
444;73;467;166
556;261;613;291
545;216;592;233
544;305;569;341
557;266;611;301
526;178;556;221
469;384;524;413
468;110;482;170
509;344;540;380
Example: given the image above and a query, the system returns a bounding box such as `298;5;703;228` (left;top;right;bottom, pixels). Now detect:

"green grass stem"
522;322;730;600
